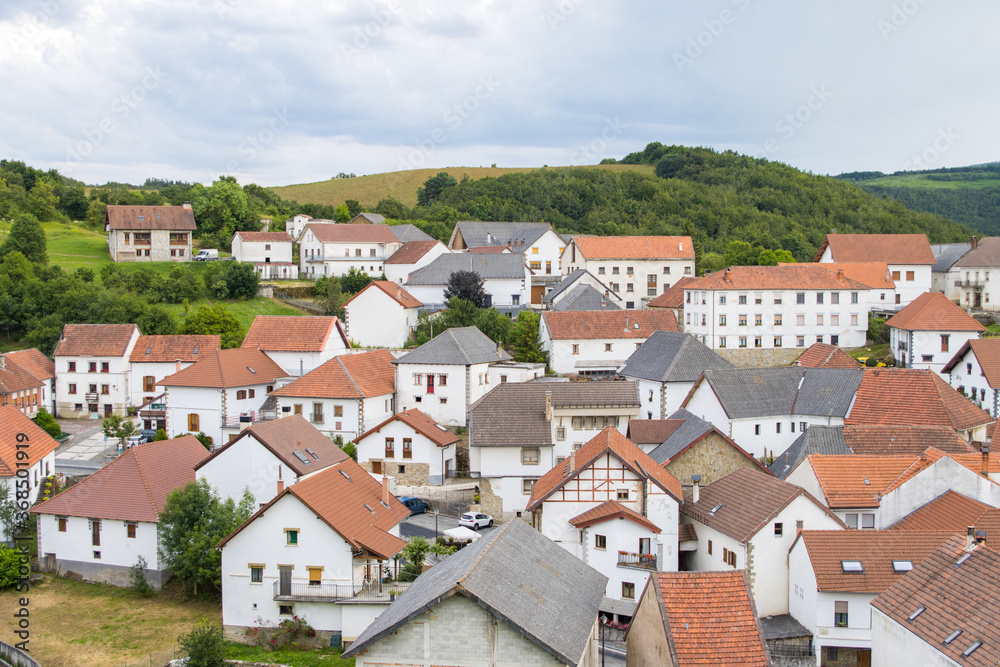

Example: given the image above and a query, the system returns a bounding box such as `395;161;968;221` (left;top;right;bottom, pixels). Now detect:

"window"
718;294;727;305
739;337;747;348
851;291;859;304
522;448;540;465
308;566;323;586
598;267;605;275
700;314;706;326
556;427;566;440
738;315;747;326
861;513;875;529
796;292;806;304
774;336;783;348
99;384;108;395
941;334;950;352
604;343;613;352
796;314;805;326
707;539;712;555
845;513;858;529
334;405;343;417
125;522;137;538
774;314;782;326
718;337;727;348
571;344;580;355
754;314;762;326
285;529;299;545
439;375;447;386
294;404;303;415
279;605;294;616
754;336;762;348
834;601;849;627
89;362;97;372
616;489;629;501
236;389;247;400
626;283;634;293
595;534;606;550
188;413;199;431
522;479;535;494
738;294;747;305
891;270;901;281
403;438;412;459
100;362;109;373
58;517;67;532
663;266;671;274
249;388;255;398
250;566;263;583
826;647;840;661
906;270;914;281
355;249;361;257
774;522;783;536
776;423;782;434
612;267;620;275
831;292;840;305
312;403;323;423
796;336;805;347
385;437;395;458
68;383;76;395
684;266;692;275
851;314;858;326
91;519;101;546
622;582;635;599
815;293;824;305
755;424;761;435
413;373;422;385
143;376;155;392
68;361;76;372
626;266;634;275
831;314;839;326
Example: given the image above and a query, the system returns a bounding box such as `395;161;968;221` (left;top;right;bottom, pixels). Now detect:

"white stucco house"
343;281;422;349
382;240;451;285
1;405;59;542
53;323;141;418
815;233;935;308
285;214;334;242
232;231;295;280
950;236;1000;310
5;348;55;417
886;291;984;376
354;408;460;485
944;338;1000;417
787;262;898;311
128;335;221;417
0;351;47;419
299;223;403;278
403;253;531;310
241;315;350;378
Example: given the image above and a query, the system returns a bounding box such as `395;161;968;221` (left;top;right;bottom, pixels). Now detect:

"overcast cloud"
0;0;994;187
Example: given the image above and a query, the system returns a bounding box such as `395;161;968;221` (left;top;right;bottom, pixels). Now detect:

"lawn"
859;174;1000;190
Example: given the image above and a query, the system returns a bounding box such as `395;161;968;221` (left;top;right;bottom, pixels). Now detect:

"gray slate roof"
543;269;589;303
469;381;639;448
405;253;527;284
620;331;735;383
394;326;511;366
390;224;434;242
760;614;812;640
553;285;622;311
931;243;971;273
352;212;386;225
647;408;715;464
768;426;851;479
452;221;554;248
698;367;863;420
343;519;607;665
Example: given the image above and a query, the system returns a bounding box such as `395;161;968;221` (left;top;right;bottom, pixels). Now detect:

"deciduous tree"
443;270;487;308
0;213;47;264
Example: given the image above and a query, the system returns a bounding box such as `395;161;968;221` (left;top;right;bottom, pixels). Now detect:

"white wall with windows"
890;326;980;378
355;419;456;485
947;346;1000;417
55;345;138;418
395;362;495;426
561;255;695;310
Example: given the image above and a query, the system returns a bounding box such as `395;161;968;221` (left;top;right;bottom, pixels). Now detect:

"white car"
459;512;493;530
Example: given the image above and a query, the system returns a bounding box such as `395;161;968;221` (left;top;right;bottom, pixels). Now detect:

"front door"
104;404;112;418
426;374;435;394
857;649;872;667
372;460;382;475
639;538;651;555
278;565;292;596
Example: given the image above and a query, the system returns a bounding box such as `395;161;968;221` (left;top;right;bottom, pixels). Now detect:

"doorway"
278;565;292;596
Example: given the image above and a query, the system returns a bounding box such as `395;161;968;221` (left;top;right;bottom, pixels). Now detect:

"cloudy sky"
0;1;995;187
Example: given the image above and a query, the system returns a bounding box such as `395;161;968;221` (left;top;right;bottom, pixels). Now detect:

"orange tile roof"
890;490;1000;538
885;292;985;332
243;316;349;352
783;262;896;289
815;233;935;265
129;335;221;363
356;408;461;448
219;457;409;560
385;240;443;265
794;343;863;369
572;235;695;260
647;277;697;309
30;436;207;522
526;427;682;511
106;205;197;231
5;348;54;381
271;350;395;399
0;356;44;395
343;281;422;309
797;530;955;593
158;348;288;388
306;222;399;243
942;339;1000;385
53;323;139;357
568;500;660;533
234;231;292;243
653;571;771;666
802;454;927;508
685;265;870;291
847;368;993;431
0;404;59;477
843;425;973;456
541;309;678;340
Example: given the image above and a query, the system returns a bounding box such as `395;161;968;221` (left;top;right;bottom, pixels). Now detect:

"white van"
194;249;219;261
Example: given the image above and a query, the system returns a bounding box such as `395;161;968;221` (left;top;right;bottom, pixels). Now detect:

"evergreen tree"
0;213;47;264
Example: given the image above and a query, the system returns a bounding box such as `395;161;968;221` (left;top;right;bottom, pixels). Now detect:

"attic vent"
907;606;925;621
247;366;256;374
138;216;144;221
892;560;913;573
863;477;870;485
306;448;319;460
363;503;375;514
633;323;639;329
709;503;723;515
964;641;983;657
956;553;973;566
944;629;962;644
146;347;151;355
193;347;199;354
841;560;864;573
293;451;311;465
339;470;351;481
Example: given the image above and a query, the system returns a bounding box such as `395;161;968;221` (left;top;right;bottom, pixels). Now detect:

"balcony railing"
617;552;657;570
221;410;279;428
955;279;986;288
273;581;409;603
767;644;815;658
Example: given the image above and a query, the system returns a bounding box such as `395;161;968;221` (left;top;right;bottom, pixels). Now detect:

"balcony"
617;552;657;570
221;410;279;428
85;393;99;403
272;581;409;603
955;279;986;290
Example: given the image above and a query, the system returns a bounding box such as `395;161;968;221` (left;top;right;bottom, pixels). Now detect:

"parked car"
398;496;429;515
193;249;219;261
459;512;493;530
126;434;149;449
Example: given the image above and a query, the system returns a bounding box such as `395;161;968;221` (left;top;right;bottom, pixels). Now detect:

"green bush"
153;429;168;441
0;545;22;589
34;409;61;438
865;356;878;367
179;619;226;667
129;555;154;597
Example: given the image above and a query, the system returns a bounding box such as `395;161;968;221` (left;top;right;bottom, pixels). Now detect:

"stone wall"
667;432;764;490
717;348;803;368
360;460;430;486
477;478;505;522
47;558;170;590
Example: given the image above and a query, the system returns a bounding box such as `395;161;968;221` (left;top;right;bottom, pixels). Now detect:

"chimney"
723;268;731;282
972;236;979;250
175;359;182;373
568;451;576;473
966;525;976;551
182;201;192;210
382;474;390;506
691;474;701;504
545;391;552;422
276;479;284;494
836;269;844;281
982;441;991;478
975;529;987;546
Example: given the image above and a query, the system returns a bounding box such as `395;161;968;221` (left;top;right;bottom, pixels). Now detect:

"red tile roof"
542;309;678;340
647;277;697;309
356;408;461;448
271;350;395;399
569;500;660;532
794;343;863;369
815;233;935;265
626;419;685;445
843;425;974;456
306;222;399;243
106;205;197;231
158;348;288;388
885;292;985;332
572;235;695;260
233;231;292;243
652;570;771;666
129;335;221;363
0;356;44;395
385;240;443;265
942;339;1000;385
30;436;207;522
847;368;993;431
243;316;349;353
53;323;139;357
5;348;54;381
0;404;59;477
685;265;870;291
343;281;422;309
890;490;1000;539
801;454;930;509
783;262;896;289
195;415;348;475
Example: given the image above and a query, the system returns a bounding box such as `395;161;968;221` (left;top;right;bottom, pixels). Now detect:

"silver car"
459;512;493;530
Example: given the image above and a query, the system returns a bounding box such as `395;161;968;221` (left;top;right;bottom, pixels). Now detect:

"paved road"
400;511;498;541
53;419;128;475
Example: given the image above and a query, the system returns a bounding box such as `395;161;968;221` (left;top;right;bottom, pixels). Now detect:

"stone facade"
477;478;506;523
717;348;804;368
361;459;430;487
109;229;192;262
665;431;763;490
625;586;674;667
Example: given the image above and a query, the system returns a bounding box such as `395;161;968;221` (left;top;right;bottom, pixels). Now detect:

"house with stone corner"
468;381;641;521
195;415;348;507
342;281;422;349
129;335;221;426
354;408;460;486
269;349;395;442
158;347;289;447
382;239;450;285
217;456;410;646
105;204;196;262
769;424;974;480
524;427;683;621
846;367;994;442
814;233;935;308
561;236;696;310
231;231;295;280
626;570;772;667
619;331;735;419
343;518;607;667
645;276;697;328
886;291;984;376
241;315;350;378
887;489;1000;536
542;269;623;312
30;435;207;589
540;309;679;377
793;342;862;369
870;534;1000;667
6;348;55;416
681;367;863;461
53;323;141;419
403;252;532;310
950;235;1000;311
0;352;47;418
931;241;972;301
783;261;899;312
393;326;511;427
299;222;403;279
788;529;954;666
679;467;846;617
944;339;1000;418
0;405;59;542
630;408;772;494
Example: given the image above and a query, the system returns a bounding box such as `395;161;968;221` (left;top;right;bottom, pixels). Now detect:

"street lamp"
434;507;439;542
600;614;608;667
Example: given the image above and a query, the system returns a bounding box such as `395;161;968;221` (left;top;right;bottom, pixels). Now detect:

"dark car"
398;496;429;515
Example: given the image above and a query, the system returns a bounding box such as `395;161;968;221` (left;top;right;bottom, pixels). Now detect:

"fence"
118;645;183;667
0;640;41;667
273;581;410;603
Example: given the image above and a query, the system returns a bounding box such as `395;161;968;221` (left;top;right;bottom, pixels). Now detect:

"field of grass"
269;163;656;209
859;174;1000;190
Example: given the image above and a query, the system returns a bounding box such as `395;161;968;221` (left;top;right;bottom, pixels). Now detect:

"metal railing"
221;410;279;428
617;553;657;570
273;581;409;603
767;643;815;658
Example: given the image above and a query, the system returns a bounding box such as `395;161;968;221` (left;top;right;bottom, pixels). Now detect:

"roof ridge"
337;356;364;398
129;446;163;519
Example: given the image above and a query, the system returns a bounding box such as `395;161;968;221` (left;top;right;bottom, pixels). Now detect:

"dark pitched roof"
760;614;811;641
551;284;622;311
389;224;434;243
626;419;685;446
450;221;554;249
405;252;528;284
954;236;1000;268
620;331;734;382
106;205;196;231
53;323;139;357
690;368;863;420
815;233;935;265
542;270;592;303
343;519;607;665
647;409;767;475
794;343;862;369
847;368;993;431
769;426;851;479
885;292;985;332
931;243;972;273
350;213;386;225
394;326;511;366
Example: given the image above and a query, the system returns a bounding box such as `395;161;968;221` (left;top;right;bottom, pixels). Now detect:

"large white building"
354;408;460;486
53;323;141;418
299;223;403;278
949;236;1000;310
815;233;935;308
944;338;1000;417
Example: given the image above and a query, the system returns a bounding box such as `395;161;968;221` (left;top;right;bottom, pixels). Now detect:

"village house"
540;310;679;377
105;204;196;262
241;315;350;378
354;408;460;485
30;435;207;589
683;265;871;351
231;231;295;280
128;335;221;423
626;570;772;667
0;352;47;418
158;347;289;446
284;214;334;242
381;239;450;285
943;338;1000;417
54;323;141;418
403;252;531;310
1;405;59;542
195;415;348;507
342;281;422;348
5;348;55;416
814;233;935;308
542;269;622;311
217;456;410;646
269;349;396;442
793;342;862;369
560;236;696;309
931;241;972;301
784;262;898;312
680;467;846;617
886;291;984;375
299;223;403;278
343;519;607;667
950;236;1000;310
468;381;641;521
619;331;735;419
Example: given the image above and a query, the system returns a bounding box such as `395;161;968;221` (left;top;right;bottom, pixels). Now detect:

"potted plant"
389;589;399;601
